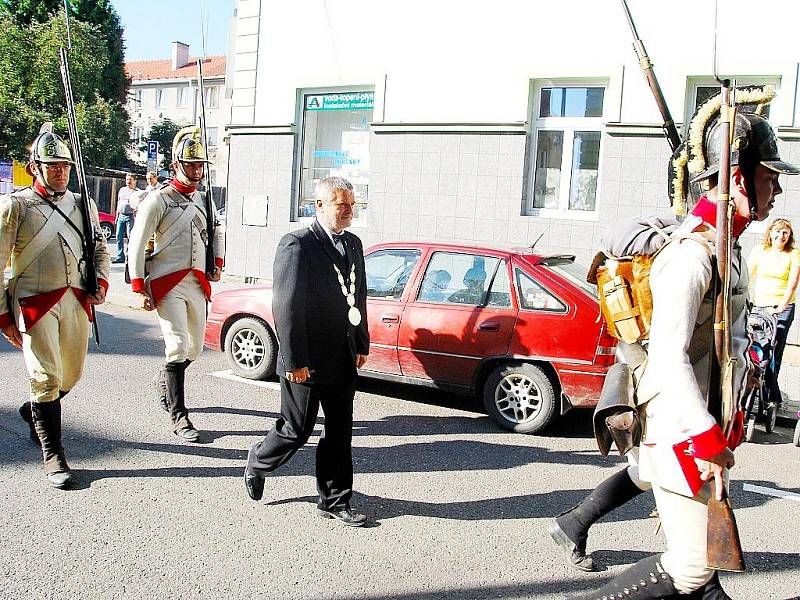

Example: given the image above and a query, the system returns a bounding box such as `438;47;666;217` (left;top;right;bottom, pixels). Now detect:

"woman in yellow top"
748;218;800;407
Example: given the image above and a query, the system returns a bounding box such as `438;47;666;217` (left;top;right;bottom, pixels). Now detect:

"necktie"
331;233;345;256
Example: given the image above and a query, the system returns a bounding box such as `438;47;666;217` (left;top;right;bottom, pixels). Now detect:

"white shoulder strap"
152;201;197;257
12;200;74;277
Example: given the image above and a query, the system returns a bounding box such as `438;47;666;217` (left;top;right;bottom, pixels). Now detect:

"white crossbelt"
12;198;78;277
152;201;199;257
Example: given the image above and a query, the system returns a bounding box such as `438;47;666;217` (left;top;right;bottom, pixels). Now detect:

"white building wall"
224;0;800;347
127;76;231;187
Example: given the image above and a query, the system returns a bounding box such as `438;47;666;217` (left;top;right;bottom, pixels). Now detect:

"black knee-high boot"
550;467;645;571
574;555;681;599
164;361;199;442
19;401;40;446
31;398;72;489
679;573;732;600
152;369;168;412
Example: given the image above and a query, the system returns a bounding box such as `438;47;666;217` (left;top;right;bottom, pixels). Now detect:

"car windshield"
542;258;597;298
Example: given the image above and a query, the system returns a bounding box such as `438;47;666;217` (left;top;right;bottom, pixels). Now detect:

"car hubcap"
495;373;542;424
231;329;265;370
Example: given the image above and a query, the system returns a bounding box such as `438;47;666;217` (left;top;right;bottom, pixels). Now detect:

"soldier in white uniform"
0;125;110;489
128;127;224;442
574;111;799;598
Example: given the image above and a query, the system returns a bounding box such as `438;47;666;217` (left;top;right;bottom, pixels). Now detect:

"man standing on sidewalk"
128;127;223;443
0;125;110;488
145;171;159;192
244;176;370;526
113;172;138;263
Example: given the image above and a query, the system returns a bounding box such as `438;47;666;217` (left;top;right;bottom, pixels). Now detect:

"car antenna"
529;232;545;249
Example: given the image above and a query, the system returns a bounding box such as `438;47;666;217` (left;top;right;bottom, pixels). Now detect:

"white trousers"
653;481;715;593
22;290;90;403
155;275;207;363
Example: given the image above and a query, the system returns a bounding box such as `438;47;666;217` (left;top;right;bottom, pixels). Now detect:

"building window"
131;127;144;144
206;127;218;148
177;86;189;108
526;84;605;215
205;85;219;108
155;88;165;108
133;89;142;105
684;77;778;132
297;90;374;220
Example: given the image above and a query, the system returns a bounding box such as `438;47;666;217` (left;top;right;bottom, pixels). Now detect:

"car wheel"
764;402;777;434
483;362;556;434
100;222;114;241
224;317;277;380
745;415;757;443
794;419;800;447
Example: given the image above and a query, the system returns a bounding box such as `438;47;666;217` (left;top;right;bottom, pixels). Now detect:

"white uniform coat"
636;216;749;497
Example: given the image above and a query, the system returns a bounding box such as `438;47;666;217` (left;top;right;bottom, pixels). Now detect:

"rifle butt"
706;494;745;572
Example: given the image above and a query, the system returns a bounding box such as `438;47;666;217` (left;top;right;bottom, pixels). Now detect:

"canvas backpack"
587;217;713;344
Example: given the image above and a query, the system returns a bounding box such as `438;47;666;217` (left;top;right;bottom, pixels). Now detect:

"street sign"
147;141;159;160
147;158;158;174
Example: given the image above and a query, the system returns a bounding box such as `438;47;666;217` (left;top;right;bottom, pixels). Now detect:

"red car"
205;241;615;434
98;211;116;240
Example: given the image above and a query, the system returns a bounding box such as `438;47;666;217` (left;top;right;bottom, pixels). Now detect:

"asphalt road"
0;303;798;600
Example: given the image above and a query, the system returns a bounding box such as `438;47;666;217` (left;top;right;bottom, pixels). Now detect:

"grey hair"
146;170;157;178
315;176;353;204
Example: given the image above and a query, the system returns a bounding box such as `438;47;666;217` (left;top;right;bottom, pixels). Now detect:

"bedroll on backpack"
587;252;656;344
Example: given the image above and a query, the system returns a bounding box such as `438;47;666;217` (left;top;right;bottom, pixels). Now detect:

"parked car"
204;241;616;434
98;211;116;240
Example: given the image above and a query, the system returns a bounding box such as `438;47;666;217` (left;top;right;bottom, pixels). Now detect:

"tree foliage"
141;117;185;171
0;8;130;167
0;0;127;103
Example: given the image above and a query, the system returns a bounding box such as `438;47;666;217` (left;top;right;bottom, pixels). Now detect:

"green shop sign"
305;92;374;112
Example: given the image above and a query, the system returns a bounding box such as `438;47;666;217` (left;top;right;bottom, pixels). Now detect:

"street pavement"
0;264;798;599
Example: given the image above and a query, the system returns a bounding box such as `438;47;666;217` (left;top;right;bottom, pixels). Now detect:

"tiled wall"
224;133;295;278
224;129;800;347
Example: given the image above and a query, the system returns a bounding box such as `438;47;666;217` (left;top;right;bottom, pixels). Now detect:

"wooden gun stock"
706;488;745;572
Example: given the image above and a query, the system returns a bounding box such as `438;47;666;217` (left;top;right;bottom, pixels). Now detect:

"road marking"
210;370;281;391
742;483;800;502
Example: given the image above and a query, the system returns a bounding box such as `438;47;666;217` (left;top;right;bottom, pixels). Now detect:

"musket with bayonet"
619;0;681;153
195;58;217;278
59;1;100;344
704;4;745;572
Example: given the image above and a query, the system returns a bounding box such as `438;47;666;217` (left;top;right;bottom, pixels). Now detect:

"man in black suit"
244;176;370;526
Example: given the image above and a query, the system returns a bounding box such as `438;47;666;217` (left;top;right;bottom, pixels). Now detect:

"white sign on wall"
242;195;269;227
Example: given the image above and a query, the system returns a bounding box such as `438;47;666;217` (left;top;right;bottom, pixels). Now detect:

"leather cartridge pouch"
593;362;642;456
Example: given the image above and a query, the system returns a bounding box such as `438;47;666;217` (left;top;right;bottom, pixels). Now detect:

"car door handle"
380;313;401;323
478;321;500;332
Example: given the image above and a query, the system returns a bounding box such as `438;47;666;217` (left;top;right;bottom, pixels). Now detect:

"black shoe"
111;258;125;264
317;506;367;527
549;521;594;571
244;466;264;501
46;470;73;489
174;426;200;443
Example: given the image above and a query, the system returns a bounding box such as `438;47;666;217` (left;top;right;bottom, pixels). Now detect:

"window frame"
154;88;165;108
293;85;374;225
415;251;512;308
365;248;422;302
176;86;189;108
515;268;568;314
683;76;780;137
205;85;220;109
525;80;607;220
